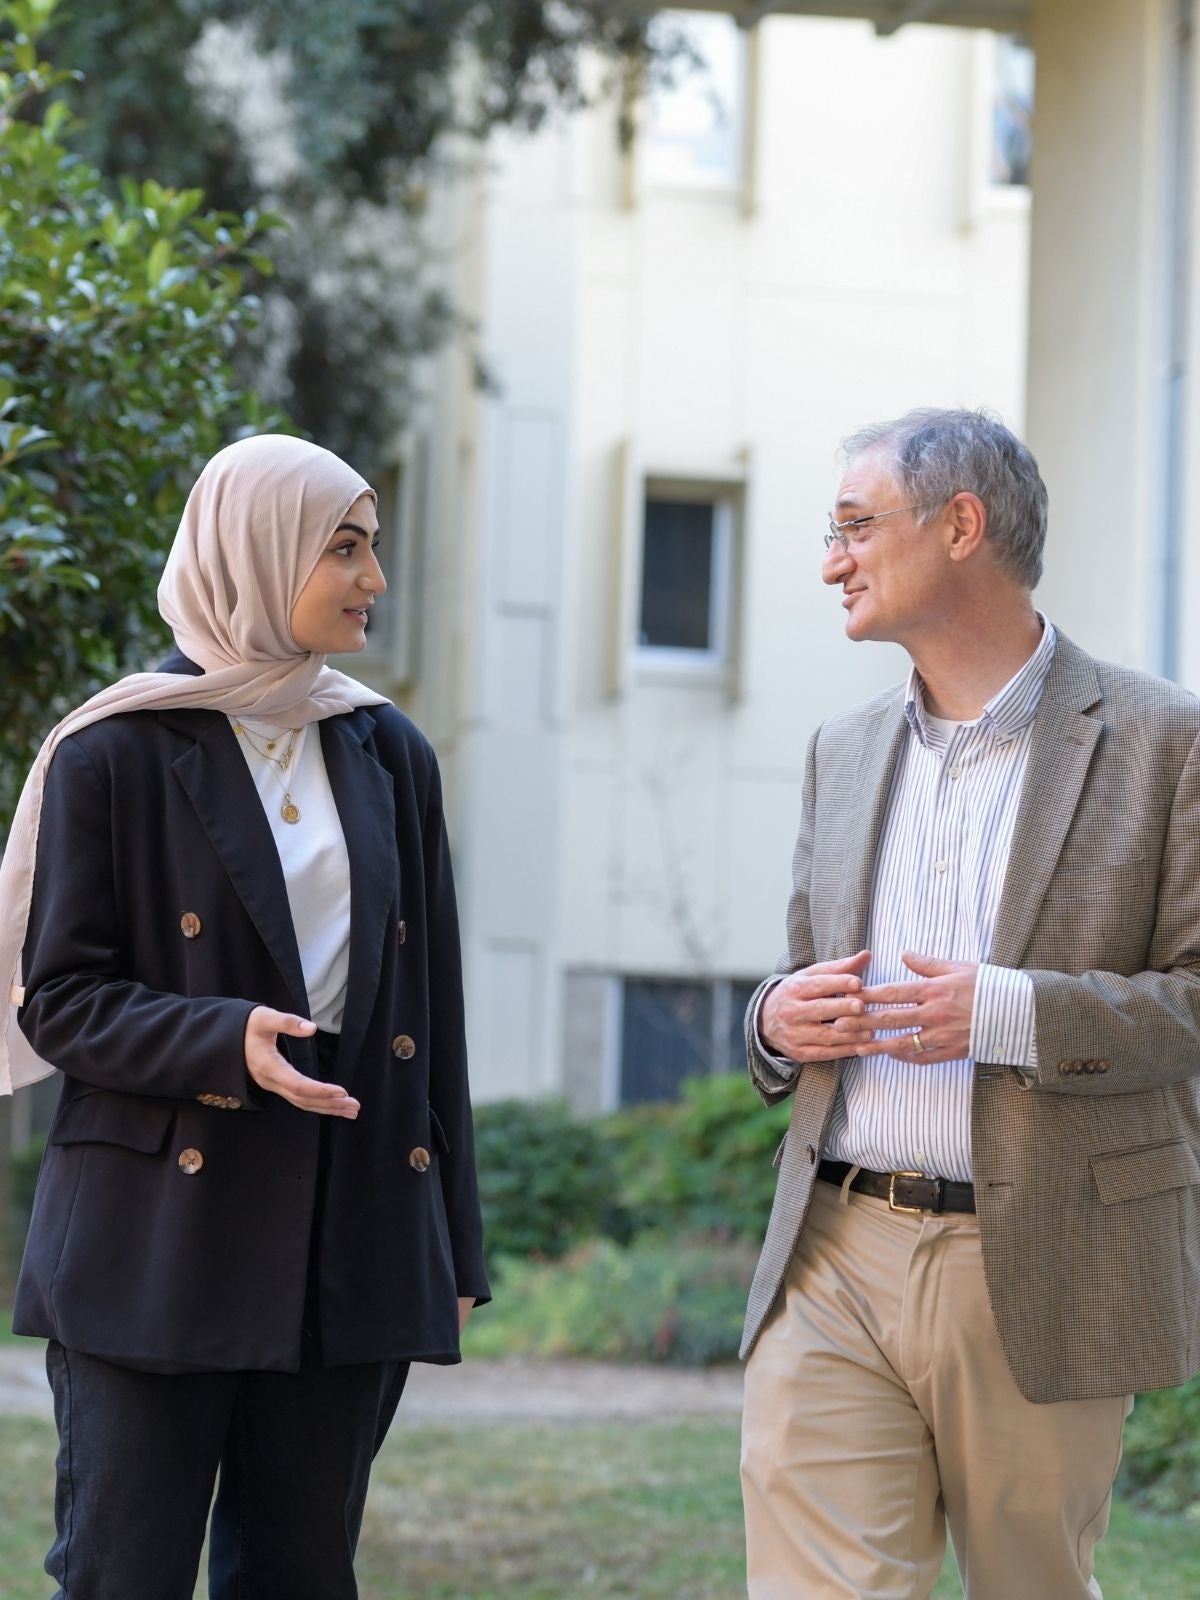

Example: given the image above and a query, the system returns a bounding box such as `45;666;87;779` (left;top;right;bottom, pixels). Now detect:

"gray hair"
839;408;1047;588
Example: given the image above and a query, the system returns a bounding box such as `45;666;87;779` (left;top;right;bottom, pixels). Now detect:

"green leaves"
145;236;172;286
40;1;676;468
0;1;289;832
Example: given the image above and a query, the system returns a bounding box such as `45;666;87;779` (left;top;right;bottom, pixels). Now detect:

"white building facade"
356;11;1032;1110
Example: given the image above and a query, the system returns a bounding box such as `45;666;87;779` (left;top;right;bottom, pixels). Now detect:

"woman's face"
290;492;387;654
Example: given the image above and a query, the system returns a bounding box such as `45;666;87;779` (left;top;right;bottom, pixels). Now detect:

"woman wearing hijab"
1;434;489;1599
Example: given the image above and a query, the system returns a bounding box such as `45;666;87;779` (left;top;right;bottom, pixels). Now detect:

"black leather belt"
818;1159;976;1215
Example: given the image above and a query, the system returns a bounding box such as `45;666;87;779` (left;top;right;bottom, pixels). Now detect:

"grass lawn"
1;1412;1198;1599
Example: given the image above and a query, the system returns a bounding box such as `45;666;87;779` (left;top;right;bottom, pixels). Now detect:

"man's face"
823;449;950;645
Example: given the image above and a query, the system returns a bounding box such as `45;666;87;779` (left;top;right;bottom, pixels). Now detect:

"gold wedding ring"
911;1030;923;1053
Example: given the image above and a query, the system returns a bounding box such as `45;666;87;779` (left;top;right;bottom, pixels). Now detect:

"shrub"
1119;1376;1200;1515
604;1073;788;1243
474;1099;618;1268
462;1235;756;1366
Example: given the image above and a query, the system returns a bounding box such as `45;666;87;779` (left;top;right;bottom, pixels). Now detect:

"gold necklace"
233;722;302;824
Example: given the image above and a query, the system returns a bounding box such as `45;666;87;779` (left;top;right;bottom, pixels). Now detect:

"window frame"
609;443;751;699
964;30;1034;227
620;14;761;215
634;487;736;673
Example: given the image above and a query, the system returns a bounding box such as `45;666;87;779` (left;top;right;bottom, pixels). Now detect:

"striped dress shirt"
765;620;1056;1183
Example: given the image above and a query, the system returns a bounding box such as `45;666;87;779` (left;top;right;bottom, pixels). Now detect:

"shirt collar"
904;614;1057;749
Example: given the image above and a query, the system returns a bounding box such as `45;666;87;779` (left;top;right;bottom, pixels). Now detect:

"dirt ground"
0;1344;744;1423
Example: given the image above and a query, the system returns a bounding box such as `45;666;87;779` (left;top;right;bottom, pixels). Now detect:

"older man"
739;409;1200;1599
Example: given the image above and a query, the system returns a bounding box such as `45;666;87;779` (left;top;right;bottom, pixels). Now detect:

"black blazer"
13;649;490;1373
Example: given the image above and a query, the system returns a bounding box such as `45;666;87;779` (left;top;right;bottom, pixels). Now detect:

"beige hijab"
0;434;388;1093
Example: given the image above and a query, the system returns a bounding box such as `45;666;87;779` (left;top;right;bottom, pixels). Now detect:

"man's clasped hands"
760;949;980;1066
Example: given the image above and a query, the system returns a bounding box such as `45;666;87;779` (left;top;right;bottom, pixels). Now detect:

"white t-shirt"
227;716;352;1033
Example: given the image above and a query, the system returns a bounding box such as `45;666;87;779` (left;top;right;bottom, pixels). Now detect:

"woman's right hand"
244;1007;360;1118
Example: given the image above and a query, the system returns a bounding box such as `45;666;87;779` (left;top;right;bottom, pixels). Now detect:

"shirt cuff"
752;982;800;1086
970;963;1038;1073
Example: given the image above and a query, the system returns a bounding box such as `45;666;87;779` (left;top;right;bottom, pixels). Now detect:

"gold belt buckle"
888;1170;926;1214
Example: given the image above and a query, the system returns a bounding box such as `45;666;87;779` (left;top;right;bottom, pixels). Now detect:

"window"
637;490;734;667
643;10;745;190
992;35;1034;187
621;979;713;1104
619;976;760;1104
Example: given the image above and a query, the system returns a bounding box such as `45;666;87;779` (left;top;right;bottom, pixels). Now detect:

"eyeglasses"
824;502;940;553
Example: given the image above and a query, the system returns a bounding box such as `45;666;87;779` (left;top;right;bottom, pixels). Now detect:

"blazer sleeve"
18;736;258;1103
745;725;822;1107
422;752;491;1305
1026;724;1200;1094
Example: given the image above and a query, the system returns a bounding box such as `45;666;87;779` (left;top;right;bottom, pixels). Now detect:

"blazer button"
397;920;407;945
178;1147;204;1175
180;912;202;939
392;1034;416;1060
409;1147;431;1173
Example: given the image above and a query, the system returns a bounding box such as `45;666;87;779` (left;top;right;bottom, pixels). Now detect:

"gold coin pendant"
281;799;301;825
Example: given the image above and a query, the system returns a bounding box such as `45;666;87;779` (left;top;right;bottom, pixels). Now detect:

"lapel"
989;634;1104;968
836;693;909;953
319;710;398;1072
163;707;310;1012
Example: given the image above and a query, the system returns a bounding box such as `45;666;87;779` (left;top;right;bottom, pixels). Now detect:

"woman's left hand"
458;1297;475;1333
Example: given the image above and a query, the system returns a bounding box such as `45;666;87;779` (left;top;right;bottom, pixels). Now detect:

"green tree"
43;1;688;465
0;0;286;830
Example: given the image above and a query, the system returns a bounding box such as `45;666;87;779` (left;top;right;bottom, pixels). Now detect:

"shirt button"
948;767;961;780
993;1047;1006;1062
177;1148;204;1175
935;861;948;874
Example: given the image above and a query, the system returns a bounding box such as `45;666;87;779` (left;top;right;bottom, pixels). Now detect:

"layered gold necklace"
233;721;302;824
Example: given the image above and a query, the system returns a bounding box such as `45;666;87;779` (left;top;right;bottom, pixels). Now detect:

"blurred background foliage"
471;1075;785;1367
0;0;287;829
40;0;687;470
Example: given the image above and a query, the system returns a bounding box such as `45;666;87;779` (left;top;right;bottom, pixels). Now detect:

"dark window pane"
639;498;714;650
621;979;713;1104
724;980;759;1072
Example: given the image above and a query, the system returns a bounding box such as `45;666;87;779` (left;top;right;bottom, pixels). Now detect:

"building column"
1026;0;1197;682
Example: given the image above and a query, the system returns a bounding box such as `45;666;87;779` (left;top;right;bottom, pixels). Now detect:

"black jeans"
44;1339;408;1599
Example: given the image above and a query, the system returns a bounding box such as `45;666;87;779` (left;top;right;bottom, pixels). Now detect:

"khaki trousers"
741;1178;1132;1600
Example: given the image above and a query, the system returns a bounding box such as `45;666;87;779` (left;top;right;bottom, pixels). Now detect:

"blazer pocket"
428;1104;451;1157
49;1091;176;1155
1089;1140;1200;1205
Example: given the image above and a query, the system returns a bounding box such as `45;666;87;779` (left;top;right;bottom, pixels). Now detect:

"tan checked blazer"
742;633;1200;1403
